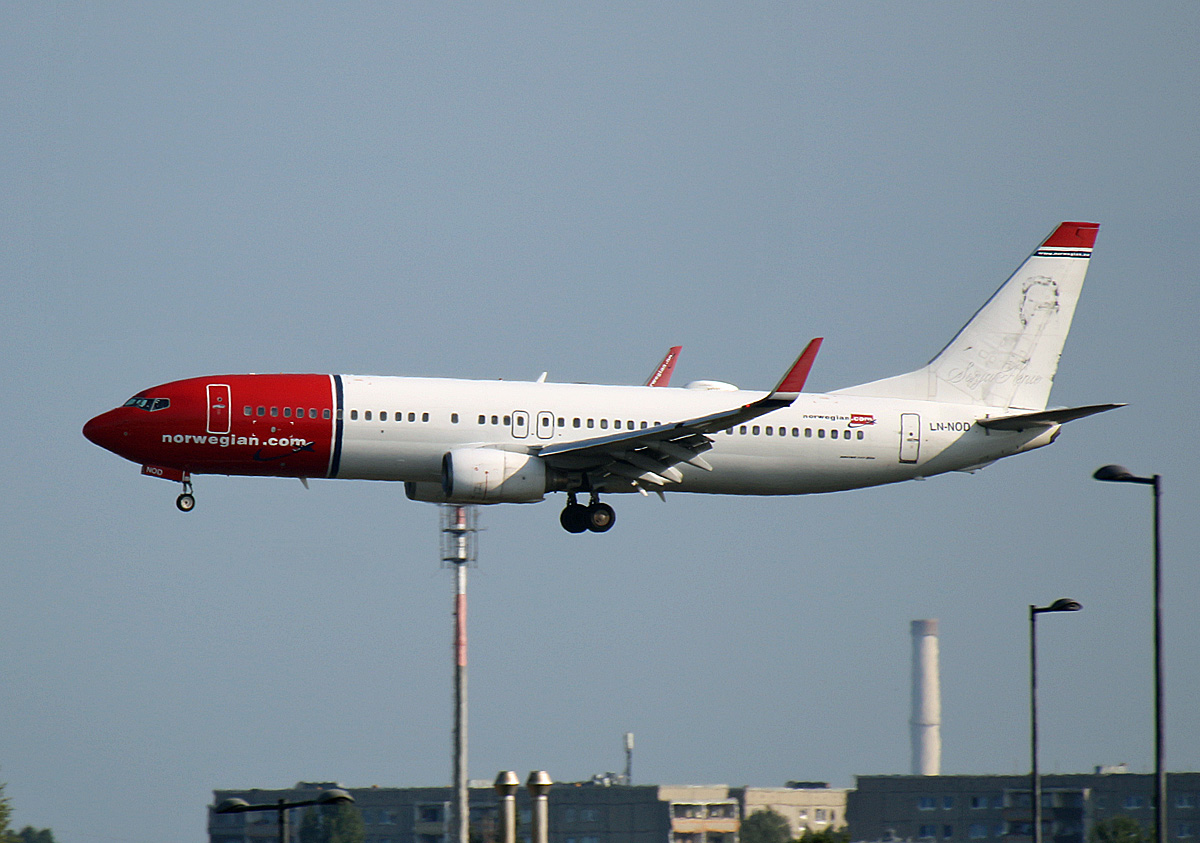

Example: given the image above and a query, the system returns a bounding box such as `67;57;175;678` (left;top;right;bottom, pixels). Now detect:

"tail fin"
834;222;1099;410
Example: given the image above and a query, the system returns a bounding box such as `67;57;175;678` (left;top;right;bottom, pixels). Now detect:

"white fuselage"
335;375;1054;494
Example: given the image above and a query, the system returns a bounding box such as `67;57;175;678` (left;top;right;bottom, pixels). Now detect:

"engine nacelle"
440;448;548;503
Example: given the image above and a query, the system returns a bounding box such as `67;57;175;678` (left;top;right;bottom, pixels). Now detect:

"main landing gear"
176;478;196;512
560;493;615;534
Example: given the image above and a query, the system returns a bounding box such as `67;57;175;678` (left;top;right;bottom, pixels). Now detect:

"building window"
816;809;827;822
919;825;937;839
944;797;955;810
1179;795;1198;809
1124;795;1146;810
970;796;988;810
919;797;938;811
943;826;953;839
969;824;987;839
1178;823;1195;838
417;804;444;823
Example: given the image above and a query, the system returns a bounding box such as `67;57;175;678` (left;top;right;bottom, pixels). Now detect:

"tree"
798;828;849;843
298;803;365;843
1089;816;1150;843
0;780;12;842
0;778;55;843
741;808;793;843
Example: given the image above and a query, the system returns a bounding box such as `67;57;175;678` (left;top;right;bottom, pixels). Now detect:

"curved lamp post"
1094;464;1164;843
214;787;355;843
1030;598;1082;843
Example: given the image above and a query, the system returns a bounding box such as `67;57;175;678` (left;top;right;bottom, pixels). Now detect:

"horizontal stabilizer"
977;403;1125;431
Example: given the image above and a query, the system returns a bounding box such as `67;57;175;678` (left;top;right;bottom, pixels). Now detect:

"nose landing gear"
559;493;615;534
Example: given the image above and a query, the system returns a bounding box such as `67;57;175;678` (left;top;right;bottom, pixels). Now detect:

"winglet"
645;346;682;387
772;338;823;394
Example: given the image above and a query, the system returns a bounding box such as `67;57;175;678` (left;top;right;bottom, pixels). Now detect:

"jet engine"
437;448;549;503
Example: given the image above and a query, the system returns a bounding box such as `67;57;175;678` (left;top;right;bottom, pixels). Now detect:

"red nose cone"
83;410;124;454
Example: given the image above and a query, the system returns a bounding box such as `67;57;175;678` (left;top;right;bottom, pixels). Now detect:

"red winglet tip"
1042;221;1100;250
646;345;682;387
776;337;823;393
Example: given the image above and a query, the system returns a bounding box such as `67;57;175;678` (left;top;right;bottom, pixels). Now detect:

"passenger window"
752;425;760;435
350;410;359;420
805;428;812;438
408;412;416;422
740;426;747;435
541;416;551;427
365;410;372;421
587;419;594;428
380;411;387;421
478;415;486;424
491;415;499;425
335;409;342;420
558;418;565;427
792;428;799;437
284;407;292;417
600;419;608;429
765;426;773;435
614;420;622;429
244;406;252;416
818;429;825;438
857;430;864;440
640;421;648;429
422;412;429;422
830;429;837;439
323;409;331;419
573;418;581;428
270;407;278;417
310;409;317;419
451;413;459;423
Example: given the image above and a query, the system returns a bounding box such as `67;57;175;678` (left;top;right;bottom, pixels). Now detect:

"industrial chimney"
910;619;941;775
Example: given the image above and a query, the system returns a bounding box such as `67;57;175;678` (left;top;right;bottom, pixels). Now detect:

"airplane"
83;221;1122;533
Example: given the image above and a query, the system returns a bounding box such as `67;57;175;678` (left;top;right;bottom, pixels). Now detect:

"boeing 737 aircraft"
84;222;1120;533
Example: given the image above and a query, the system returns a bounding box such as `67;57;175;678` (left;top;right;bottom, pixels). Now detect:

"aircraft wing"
534;340;822;489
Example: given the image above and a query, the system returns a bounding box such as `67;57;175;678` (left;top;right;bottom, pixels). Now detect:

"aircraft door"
899;413;920;463
511;410;529;439
535;411;555;440
207;384;231;434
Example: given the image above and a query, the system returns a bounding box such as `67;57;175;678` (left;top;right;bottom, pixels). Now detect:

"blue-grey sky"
3;4;1199;842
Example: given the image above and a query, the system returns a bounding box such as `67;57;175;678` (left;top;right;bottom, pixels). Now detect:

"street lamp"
1030;598;1082;843
1094;464;1165;843
213;787;355;843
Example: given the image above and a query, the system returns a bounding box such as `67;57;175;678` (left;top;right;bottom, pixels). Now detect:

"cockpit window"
123;396;170;412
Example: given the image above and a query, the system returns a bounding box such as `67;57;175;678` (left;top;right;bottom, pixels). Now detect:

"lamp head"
214;798;251;814
317;789;354;806
1094;464;1136;482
